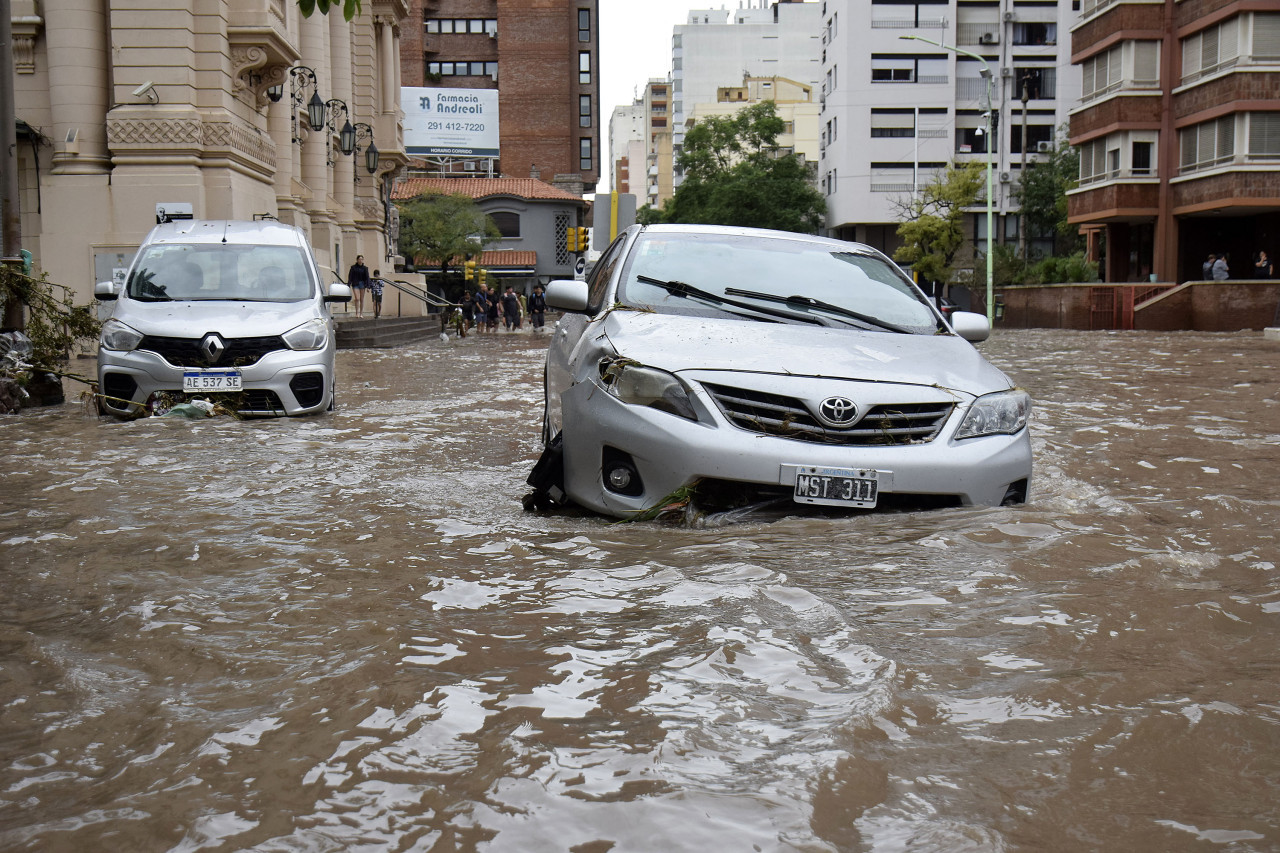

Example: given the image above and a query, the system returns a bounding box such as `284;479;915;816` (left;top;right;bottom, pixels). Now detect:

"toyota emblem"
816;396;859;428
199;333;226;364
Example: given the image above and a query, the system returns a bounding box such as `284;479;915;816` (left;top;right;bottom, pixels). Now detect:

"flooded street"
2;328;1279;852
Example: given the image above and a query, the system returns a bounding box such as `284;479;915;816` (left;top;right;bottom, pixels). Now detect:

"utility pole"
1;0;26;331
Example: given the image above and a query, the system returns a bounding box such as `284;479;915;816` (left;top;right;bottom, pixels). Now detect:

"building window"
578;8;591;42
871;109;914;138
1012;22;1057;46
489;211;520;238
580;95;592;128
580;138;593;171
956;126;995;154
1012;67;1056;100
427;61;497;78
1182;18;1241;84
1132;141;1153;175
1180;116;1235;173
1010;125;1054;154
871;55;947;84
579;51;591;84
426;18;498;35
1247;112;1280;159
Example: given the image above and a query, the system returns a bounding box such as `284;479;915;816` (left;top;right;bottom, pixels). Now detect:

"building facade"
400;0;600;195
820;0;1080;261
9;0;409;304
1067;1;1280;283
690;75;821;166
671;1;822;189
391;176;589;288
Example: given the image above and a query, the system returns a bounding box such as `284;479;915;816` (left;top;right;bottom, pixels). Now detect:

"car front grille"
138;335;287;367
703;383;953;445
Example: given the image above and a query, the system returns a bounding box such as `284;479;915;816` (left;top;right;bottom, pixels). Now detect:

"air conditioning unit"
1001;67;1013;77
1036;140;1053;153
999;171;1012;182
979;33;998;45
1003;11;1016;21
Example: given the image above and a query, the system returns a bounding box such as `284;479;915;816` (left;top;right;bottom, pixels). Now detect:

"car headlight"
100;319;143;351
282;318;330;351
954;389;1031;439
599;358;697;420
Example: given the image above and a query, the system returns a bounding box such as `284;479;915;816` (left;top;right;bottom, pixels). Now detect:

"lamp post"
324;99;350;166
285;66;323;145
900;35;996;324
350;122;379;180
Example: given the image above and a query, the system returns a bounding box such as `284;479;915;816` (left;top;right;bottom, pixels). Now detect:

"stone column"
44;0;110;174
329;11;355;250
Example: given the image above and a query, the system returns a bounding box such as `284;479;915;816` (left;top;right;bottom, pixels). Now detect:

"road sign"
574;256;586;280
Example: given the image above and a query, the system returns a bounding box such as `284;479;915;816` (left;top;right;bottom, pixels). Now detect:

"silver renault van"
94;219;351;417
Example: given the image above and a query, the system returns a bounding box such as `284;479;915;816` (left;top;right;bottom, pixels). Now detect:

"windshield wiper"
724;288;916;334
636;275;822;326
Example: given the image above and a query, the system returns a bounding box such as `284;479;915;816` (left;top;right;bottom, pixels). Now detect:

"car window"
617;232;937;332
127;244;316;302
586;233;628;311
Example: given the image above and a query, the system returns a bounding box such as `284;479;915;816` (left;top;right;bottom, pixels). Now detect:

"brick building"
1067;1;1280;283
400;0;600;195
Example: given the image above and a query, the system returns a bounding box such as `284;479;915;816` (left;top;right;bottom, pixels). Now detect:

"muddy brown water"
1;329;1278;852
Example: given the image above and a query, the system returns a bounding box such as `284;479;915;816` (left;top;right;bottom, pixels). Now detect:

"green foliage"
1016;128;1082;254
1025;252;1098;284
396;193;500;301
991;243;1028;287
0;265;100;377
296;0;361;20
893;161;985;285
655;102;826;234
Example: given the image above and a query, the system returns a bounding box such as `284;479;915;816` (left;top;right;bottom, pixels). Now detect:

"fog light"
607;466;633;490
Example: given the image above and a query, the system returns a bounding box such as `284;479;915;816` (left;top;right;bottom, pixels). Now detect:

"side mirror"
949;311;990;343
544;279;589;312
94;280;119;301
325;282;352;303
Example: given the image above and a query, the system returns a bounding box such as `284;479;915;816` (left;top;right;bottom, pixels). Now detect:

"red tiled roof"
393;177;587;203
478;250;537;269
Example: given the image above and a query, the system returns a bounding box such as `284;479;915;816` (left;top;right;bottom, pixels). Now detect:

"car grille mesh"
138;335;286;367
703;383;953;445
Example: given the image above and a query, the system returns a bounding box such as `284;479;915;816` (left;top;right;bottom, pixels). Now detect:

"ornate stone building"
9;0;409;302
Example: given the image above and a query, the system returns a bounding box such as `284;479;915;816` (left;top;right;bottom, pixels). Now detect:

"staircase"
334;314;444;349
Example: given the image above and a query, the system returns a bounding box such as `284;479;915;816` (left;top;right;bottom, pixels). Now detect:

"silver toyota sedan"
526;224;1031;519
95;220;350;418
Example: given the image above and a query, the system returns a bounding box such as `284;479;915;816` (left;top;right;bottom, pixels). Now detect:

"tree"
296;0;361;20
657;102;826;234
893;161;985;286
395;193;500;301
1016;128;1081;256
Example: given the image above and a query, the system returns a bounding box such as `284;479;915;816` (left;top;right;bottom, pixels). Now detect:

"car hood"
601;310;1013;395
112;299;323;337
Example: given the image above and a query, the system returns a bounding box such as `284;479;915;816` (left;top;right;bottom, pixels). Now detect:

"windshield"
127;243;316;302
616;231;939;333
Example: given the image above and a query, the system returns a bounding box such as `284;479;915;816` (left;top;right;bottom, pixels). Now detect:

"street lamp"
286;66;323;144
900;34;996;325
324;99;350;166
351;122;379;177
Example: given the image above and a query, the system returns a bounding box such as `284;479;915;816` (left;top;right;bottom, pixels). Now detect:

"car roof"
142;219;309;248
636;223;879;254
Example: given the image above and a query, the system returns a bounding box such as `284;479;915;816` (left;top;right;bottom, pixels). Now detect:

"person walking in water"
347;254;370;318
369;269;386;319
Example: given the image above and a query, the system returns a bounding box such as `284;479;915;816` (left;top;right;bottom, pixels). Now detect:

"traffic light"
576;227;589;253
478;268;487;286
464;259;476;281
566;226;578;253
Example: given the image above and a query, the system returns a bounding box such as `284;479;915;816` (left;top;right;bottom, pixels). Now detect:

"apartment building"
608;103;647;195
1067;1;1280;282
671;1;823;188
690;75;821;165
8;0;408;304
820;0;1080;260
400;0;600;194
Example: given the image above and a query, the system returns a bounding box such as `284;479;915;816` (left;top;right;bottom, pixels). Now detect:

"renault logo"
816;396;859;428
199;333;226;364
